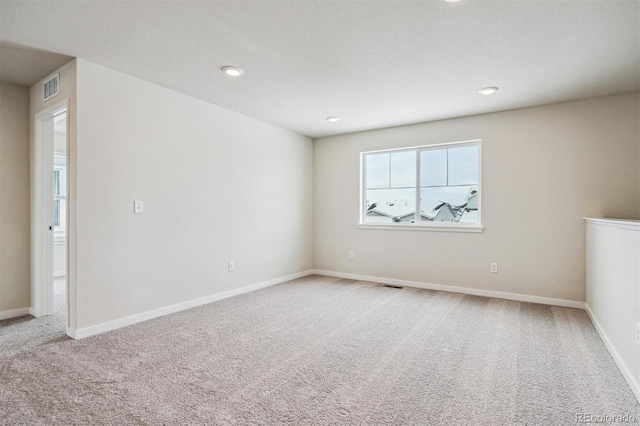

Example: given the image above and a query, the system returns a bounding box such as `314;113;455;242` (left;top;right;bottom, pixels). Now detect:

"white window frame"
359;139;483;233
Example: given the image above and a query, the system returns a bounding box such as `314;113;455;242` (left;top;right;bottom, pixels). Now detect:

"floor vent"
384;284;404;289
43;73;60;101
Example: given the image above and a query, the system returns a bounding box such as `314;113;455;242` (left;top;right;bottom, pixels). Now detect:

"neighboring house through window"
361;139;481;230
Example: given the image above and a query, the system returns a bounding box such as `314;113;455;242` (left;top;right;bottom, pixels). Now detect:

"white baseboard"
66;326;78;339
68;270;314;340
0;307;31;321
310;269;585;309
585;303;640;404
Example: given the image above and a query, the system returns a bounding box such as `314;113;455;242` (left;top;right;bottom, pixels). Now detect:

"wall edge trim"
310;269;585;309
68;270;314;340
585;303;640;404
0;307;31;321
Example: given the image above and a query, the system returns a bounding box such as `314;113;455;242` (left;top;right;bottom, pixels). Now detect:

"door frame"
32;98;68;319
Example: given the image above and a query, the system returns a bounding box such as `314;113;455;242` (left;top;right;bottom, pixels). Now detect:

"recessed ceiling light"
326;116;341;123
222;66;243;77
478;86;498;95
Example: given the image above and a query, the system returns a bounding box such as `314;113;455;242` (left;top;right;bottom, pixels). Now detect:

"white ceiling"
0;1;638;138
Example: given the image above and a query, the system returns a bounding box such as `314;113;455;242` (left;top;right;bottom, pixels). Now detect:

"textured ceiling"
0;1;638;138
0;41;72;86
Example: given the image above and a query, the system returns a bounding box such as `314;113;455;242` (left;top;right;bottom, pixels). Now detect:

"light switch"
134;200;144;213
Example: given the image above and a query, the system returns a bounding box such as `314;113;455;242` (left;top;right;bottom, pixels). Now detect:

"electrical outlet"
636;323;640;344
490;263;498;273
134;200;144;213
348;251;354;260
228;261;234;272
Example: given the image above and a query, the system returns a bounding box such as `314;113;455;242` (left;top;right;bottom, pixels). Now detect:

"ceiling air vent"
43;73;60;101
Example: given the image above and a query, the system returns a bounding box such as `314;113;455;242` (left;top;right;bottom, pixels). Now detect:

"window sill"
357;223;484;233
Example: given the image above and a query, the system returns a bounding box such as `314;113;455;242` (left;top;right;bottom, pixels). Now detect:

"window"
53;154;67;243
53;170;61;226
361;140;481;231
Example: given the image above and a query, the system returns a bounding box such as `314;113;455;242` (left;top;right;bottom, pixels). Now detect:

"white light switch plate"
134;200;144;213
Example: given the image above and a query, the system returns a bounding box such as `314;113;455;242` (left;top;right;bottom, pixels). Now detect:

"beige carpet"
0;277;68;359
0;275;638;425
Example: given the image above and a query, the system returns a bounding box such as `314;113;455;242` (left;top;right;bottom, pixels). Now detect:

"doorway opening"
33;100;68;324
52;111;67;316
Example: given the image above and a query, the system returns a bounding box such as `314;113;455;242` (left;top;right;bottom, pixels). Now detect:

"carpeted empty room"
0;276;638;425
2;1;640;425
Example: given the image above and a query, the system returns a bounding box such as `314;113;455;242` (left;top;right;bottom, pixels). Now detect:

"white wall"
74;59;313;330
585;219;640;401
53;241;66;278
314;92;640;303
0;81;30;316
